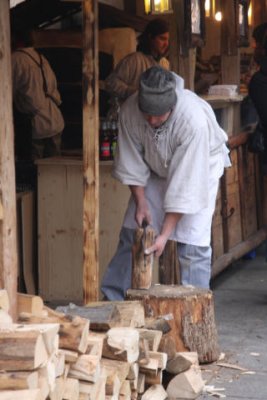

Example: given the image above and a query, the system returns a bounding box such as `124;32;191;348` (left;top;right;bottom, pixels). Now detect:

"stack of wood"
0;290;206;399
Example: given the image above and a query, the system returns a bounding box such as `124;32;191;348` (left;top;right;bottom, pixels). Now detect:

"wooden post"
221;0;240;85
0;0;18;319
82;0;99;302
252;0;267;27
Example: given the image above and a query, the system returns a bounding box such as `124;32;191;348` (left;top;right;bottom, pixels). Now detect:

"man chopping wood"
101;66;231;300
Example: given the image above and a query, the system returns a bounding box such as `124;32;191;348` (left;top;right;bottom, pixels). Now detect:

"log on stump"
126;285;220;363
132;227;155;289
159;240;180;284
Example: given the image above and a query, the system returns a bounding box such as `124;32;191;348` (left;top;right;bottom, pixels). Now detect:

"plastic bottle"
110;120;118;159
99;120;111;160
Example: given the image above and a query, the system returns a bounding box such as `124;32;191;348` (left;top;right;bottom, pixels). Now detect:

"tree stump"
126;285;220;364
132;227;155;289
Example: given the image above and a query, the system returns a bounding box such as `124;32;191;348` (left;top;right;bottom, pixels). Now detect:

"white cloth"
12;47;64;139
113;73;231;246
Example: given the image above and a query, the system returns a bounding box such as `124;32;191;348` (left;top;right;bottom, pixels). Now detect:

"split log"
166;365;204;400
132;227;155;289
63;378;79;400
148;351;167;370
58;349;78;364
17;293;44;316
144;370;163;386
127;285;220;363
106;373;121;397
102;328;139;363
127;363;139;380
13;323;59;356
138;337;150;366
144;317;171;333
158;335;176;361
85;300;145;329
159;240;180;284
139;358;159;375
68;354;100;383
78;370;106;399
0;389;42;400
0;289;9;311
0;309;12;328
52;351;65;378
0;371;38;390
56;303;119;331
100;358;130;383
141;384;167;400
86;334;104;359
166;352;198;375
120;380;131;397
137;373;145;394
49;376;65;400
0;330;48;371
38;366;50;400
137;329;162;352
18;311;89;354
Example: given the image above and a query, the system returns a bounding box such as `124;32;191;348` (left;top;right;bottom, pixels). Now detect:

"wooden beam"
82;0;99;302
212;227;267;278
252;0;267;26
0;0;18;319
221;0;240;85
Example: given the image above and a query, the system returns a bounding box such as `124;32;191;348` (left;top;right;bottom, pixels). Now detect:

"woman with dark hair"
105;18;170;103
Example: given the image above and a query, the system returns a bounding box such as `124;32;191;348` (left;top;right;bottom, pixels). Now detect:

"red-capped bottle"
100;120;111;161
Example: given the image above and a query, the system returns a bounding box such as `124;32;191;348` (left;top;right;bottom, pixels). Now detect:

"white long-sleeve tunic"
113;74;231;246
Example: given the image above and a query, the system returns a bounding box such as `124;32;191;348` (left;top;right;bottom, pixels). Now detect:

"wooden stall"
1;0;267;310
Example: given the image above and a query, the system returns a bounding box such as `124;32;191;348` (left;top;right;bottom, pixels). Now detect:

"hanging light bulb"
215;11;222;21
248;2;252;26
214;0;222;21
144;0;172;14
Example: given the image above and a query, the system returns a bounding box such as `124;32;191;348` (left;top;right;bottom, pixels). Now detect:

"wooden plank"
0;0;18;320
32;30;82;48
82;0;99;302
20;191;36;294
238;147;258;239
211;187;224;261
221;0;238;56
212;227;267;278
37;163;83;302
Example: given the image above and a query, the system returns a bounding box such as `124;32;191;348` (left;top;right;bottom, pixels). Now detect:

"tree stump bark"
132;227;155;289
126;285;220;363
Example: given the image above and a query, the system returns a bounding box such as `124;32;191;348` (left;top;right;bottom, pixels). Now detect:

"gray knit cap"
138;66;177;116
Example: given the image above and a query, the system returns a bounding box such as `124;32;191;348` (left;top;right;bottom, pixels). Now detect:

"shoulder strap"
15;49;41;67
15;49;60;107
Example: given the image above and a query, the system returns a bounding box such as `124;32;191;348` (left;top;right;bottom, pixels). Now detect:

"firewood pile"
0;290;206;400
